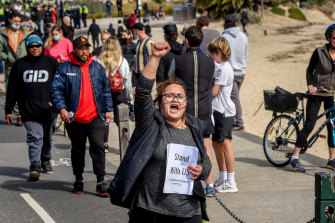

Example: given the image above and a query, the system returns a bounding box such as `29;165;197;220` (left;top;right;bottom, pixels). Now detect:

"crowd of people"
5;2;335;222
1;5;249;221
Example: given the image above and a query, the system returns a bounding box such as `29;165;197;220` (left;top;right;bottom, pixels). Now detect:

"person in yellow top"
82;4;88;28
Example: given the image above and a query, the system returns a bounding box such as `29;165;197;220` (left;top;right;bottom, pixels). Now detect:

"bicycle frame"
272;96;335;150
306;102;335;148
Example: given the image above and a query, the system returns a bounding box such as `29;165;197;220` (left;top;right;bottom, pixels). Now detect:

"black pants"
129;208;202;223
117;8;122;17
296;95;334;148
66;117;105;181
82;14;87;27
92;36;99;50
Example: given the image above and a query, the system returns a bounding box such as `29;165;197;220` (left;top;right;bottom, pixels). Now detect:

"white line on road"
20;193;56;223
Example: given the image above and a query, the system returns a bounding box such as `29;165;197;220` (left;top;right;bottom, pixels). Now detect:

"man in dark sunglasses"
5;34;59;181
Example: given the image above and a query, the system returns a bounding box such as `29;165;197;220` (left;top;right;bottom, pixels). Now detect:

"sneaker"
29;164;41;181
221;183;239;193
290;158;305;172
16;115;22;126
41;160;53;174
205;186;217;197
96;181;109;197
216;181;227;193
326;159;335;169
214;178;224;187
232;125;244;131
73;180;84;194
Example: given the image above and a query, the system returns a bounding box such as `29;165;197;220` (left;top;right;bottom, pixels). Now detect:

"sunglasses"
28;44;42;49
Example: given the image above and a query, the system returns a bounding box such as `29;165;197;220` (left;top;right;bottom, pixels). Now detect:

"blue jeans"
23;120;55;165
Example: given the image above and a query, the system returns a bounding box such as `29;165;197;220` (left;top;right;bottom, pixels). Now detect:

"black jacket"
121;42;136;69
5;53;59;121
61;25;74;42
88;23;101;38
157;40;184;82
108;75;211;221
175;48;215;119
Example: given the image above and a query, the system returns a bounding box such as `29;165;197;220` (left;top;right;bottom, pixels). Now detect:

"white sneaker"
214;178;224;188
222;183;238;193
216;181;227;193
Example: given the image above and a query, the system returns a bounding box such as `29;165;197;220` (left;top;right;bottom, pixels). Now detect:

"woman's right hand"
308;85;317;94
151;42;170;58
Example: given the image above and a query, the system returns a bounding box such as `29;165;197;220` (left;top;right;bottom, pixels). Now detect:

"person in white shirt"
208;37;238;193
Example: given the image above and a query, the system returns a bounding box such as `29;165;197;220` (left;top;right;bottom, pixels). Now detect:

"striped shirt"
135;36;154;73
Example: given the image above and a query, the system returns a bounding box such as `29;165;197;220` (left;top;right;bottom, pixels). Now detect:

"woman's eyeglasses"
163;93;187;103
28;44;42;49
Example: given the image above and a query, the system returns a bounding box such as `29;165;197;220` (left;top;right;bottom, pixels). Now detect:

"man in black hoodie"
156;23;183;83
5;34;59;181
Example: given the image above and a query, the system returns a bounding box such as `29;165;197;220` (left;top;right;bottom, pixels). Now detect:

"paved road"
0;76;332;222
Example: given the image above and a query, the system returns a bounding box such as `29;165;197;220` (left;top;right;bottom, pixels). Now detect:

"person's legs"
66;121;88;180
87;117;106;181
40;119;55;173
203;137;213;184
23;121;44;180
291;95;320;171
88;117;108;196
23;121;44;166
231;76;244;128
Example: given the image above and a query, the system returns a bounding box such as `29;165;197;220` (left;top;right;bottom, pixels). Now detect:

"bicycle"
263;87;335;167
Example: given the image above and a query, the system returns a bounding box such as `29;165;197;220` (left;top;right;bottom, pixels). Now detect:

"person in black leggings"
291;24;335;172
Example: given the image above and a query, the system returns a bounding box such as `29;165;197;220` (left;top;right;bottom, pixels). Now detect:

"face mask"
53;35;60;41
121;38;127;43
11;24;20;30
134;35;139;39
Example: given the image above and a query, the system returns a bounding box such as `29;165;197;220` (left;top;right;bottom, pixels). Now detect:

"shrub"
271;7;286;16
288;8;307;21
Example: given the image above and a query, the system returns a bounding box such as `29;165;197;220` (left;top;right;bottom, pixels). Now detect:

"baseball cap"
26;34;43;46
224;14;237;25
163;23;178;36
132;23;145;30
73;36;91;49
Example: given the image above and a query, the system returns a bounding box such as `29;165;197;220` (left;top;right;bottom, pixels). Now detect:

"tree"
197;0;253;17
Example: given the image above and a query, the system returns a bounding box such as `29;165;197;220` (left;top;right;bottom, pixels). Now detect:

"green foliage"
300;0;331;7
196;0;253;17
270;7;285;16
154;0;164;3
288;8;307;21
82;0;105;15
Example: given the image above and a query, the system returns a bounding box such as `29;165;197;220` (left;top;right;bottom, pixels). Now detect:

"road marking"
20;193;56;223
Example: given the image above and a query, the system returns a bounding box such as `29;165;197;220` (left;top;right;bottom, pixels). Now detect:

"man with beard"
51;36;113;196
5;34;59;181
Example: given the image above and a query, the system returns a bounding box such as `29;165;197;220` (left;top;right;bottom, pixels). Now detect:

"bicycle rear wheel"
263;115;299;167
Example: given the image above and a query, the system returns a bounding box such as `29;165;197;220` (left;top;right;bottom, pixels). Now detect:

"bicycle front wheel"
263;115;299;167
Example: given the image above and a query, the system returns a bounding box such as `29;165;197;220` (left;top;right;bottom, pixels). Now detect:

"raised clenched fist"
151;42;171;58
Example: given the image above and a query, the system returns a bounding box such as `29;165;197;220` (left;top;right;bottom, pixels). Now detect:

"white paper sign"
163;143;199;195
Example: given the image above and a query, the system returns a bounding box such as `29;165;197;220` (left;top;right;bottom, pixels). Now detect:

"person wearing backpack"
100;37;132;151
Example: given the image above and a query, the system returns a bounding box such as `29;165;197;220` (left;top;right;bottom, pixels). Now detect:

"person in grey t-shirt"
196;16;221;55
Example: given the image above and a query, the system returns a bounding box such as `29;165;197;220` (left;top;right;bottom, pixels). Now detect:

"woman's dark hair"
122;30;133;50
153;78;187;106
185;25;203;47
